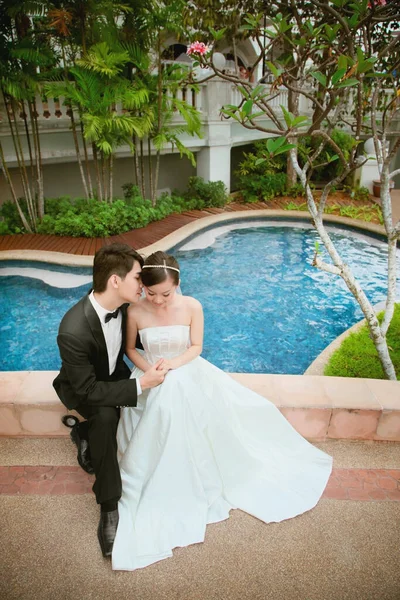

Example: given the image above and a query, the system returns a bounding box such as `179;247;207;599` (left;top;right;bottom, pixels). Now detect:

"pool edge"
0;211;387;265
1;370;399;441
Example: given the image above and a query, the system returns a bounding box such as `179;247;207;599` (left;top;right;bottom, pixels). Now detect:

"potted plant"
372;179;395;198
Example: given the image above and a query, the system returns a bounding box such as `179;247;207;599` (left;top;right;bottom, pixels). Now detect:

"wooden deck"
0;193;390;256
0;201;283;255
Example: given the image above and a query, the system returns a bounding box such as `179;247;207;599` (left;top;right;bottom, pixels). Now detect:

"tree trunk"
70;107;89;200
291;149;397;380
92;143;102;201
286;87;299;188
378;169;397;336
80;114;93;198
27;100;44;220
154;150;161;206
133;135;141;191
8;97;36;228
139;138;145;198
21;100;35;186
0;141;32;232
148;137;154;205
31;98;44;219
101;152;108;202
109;154;113;202
154;32;163;206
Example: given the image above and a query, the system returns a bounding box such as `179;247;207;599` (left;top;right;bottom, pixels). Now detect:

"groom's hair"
93;243;144;292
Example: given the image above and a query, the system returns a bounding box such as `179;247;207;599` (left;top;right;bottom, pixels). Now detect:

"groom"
53;242;167;558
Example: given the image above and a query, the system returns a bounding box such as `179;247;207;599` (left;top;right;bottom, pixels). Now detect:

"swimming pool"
1;221;399;373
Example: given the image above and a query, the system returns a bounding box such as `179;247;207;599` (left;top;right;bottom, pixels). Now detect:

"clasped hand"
139;358;172;390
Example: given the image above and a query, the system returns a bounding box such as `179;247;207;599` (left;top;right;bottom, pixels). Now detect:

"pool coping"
1;370;399;441
1;210;399;442
0;210;387;265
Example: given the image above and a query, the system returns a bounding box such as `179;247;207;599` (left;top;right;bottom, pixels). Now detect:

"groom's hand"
139;359;167;390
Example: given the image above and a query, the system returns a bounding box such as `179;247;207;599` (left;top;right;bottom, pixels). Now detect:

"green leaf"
331;68;347;85
209;27;226;41
266;62;282;78
348;13;359;28
311;71;327;87
242;100;253;116
292;115;309;127
329;154;339;163
281;104;294;127
266;136;286;154
266;137;295;156
356;47;365;63
357;58;377;74
255;158;266;166
250;85;265;99
250;111;267;119
336;78;359;88
274;144;296;156
264;28;278;38
237;86;251;100
337;55;348;71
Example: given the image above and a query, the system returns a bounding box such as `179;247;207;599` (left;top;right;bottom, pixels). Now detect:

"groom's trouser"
75;405;121;505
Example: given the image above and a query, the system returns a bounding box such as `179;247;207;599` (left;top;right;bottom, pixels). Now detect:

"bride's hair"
141;251;180;286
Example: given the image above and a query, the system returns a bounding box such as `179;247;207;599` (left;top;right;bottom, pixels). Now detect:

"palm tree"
120;0;203;204
0;0;56;229
69;42;152;201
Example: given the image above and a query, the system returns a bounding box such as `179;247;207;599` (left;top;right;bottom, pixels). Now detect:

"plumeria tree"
187;0;400;379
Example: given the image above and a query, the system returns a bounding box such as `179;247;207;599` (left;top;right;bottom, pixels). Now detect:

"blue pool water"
0;223;398;373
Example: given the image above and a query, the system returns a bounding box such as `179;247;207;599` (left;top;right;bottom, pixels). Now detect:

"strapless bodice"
139;325;191;363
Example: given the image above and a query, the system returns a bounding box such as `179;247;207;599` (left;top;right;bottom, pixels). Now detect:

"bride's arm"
126;308;152;372
165;299;204;370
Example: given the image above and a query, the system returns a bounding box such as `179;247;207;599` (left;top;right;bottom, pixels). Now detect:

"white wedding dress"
112;325;332;571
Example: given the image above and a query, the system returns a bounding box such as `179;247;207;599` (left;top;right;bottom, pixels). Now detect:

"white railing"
0;87;204;126
0;81;291;128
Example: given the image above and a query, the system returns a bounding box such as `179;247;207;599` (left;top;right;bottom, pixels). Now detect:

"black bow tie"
105;308;120;323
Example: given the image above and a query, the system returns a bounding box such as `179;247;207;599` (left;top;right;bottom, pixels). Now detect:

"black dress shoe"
61;416;94;475
98;509;119;557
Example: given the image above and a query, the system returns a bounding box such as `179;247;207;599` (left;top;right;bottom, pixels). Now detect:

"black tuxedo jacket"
53;293;139;410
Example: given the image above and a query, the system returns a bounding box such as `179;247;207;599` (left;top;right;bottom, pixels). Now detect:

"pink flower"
187;41;208;56
368;0;387;6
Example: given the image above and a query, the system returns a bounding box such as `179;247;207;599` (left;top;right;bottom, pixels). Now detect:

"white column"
196;80;233;192
196;143;231;192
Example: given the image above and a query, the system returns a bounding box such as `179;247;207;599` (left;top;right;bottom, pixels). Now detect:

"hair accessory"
142;260;180;274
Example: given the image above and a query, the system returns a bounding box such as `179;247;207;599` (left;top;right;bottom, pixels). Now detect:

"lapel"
119;303;129;359
83;293;109;376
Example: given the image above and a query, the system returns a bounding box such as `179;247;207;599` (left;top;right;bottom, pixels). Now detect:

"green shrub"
0;200;27;233
284;201;307;211
184;176;229;207
0;220;12;235
300;129;356;183
324;305;400;380
121;183;141;200
287;183;305;198
0;176;230;237
236;129;356;201
344;185;371;202
239;172;287;203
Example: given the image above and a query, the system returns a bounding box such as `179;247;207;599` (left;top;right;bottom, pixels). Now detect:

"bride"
112;251;332;571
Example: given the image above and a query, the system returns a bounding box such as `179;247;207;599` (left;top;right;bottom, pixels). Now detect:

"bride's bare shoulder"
181;295;203;311
127;299;147;317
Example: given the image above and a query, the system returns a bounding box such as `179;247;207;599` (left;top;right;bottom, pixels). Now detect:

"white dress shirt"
89;291;141;395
